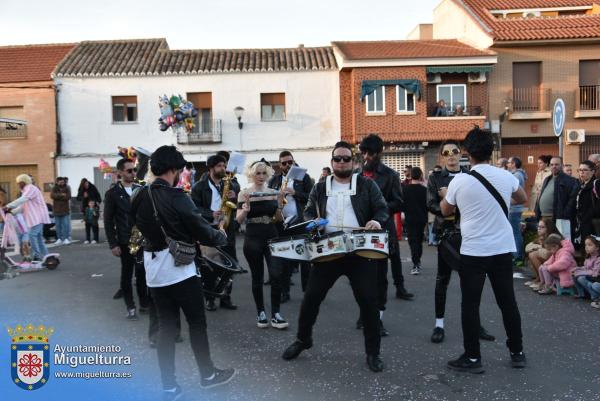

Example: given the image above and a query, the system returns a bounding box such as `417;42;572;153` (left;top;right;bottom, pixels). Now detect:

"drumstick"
327;225;367;230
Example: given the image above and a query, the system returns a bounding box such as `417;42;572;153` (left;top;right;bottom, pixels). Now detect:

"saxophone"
218;174;237;230
280;175;289;205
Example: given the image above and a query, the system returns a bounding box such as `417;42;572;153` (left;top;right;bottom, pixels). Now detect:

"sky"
0;0;441;49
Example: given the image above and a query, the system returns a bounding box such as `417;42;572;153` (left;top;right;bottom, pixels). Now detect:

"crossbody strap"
147;184;171;240
468;170;509;219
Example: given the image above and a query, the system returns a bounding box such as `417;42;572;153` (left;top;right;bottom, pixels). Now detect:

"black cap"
150;145;187;176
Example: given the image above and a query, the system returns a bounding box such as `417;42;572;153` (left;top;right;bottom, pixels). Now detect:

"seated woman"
434;100;448;117
538;234;576;295
525;218;559;290
573;235;600;308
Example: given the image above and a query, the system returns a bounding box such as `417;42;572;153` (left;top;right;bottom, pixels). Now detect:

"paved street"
1;228;599;401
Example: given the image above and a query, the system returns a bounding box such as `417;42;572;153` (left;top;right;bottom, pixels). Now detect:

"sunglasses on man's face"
332;156;353;163
441;148;461;157
280;160;294;166
124;168;137;173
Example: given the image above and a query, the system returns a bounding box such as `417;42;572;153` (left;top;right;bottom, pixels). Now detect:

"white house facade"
53;39;340;190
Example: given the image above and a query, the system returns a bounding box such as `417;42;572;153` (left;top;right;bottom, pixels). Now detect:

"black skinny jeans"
150;276;214;389
434;239;455;319
406;220;426;265
376;243;404;311
459;253;523;359
243;223;282;316
119;244;149;310
85;223;99;242
297;254;381;356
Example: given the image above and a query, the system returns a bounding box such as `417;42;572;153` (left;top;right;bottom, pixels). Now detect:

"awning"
426;65;493;74
360;79;421;102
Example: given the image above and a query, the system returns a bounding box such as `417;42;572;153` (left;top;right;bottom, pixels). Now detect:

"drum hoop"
268;235;309;244
351;229;387;234
310;231;346;242
202;247;243;272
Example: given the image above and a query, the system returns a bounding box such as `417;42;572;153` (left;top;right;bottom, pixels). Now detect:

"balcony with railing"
176;118;222;144
508;88;552;119
427;104;485;118
0;120;27;139
576;85;600;118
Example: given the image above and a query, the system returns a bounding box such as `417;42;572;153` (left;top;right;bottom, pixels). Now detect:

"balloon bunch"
117;146;137;162
158;95;198;133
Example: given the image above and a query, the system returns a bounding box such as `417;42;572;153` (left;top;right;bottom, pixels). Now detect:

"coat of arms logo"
8;323;53;390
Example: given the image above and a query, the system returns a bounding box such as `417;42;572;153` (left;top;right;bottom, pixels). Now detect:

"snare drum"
306;231;351;263
268;235;309;261
351;230;388;259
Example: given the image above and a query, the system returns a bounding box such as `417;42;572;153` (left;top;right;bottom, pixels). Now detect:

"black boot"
479;326;495;341
205;299;217;311
366;355;384;372
220;298;238;310
282;339;312;360
395;285;414;300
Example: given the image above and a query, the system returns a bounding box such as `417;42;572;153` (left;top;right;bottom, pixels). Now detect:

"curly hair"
463;127;494;162
246;160;274;182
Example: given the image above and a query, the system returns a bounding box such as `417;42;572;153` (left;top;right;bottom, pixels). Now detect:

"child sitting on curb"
538;234;576;295
573;235;600;308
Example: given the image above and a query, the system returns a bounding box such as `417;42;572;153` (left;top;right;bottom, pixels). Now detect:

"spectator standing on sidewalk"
83;200;100;244
507;157;527;267
51;177;72;245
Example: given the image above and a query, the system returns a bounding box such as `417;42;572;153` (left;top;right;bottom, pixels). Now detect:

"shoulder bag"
147;184;197;266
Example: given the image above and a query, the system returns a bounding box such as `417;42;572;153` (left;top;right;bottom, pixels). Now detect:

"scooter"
1;249;60;273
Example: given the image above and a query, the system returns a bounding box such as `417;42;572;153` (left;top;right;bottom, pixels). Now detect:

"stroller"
0;208;59;278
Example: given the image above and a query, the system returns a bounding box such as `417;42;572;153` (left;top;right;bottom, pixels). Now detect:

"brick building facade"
0;44;74;202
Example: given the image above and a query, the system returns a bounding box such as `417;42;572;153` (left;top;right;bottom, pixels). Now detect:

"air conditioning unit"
566;129;585;144
468;71;487;83
523;10;541;18
427;73;442;84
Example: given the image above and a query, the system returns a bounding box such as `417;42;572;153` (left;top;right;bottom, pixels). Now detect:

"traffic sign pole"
553;98;566;159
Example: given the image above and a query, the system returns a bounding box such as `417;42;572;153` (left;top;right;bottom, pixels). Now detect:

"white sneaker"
54;239;63;245
84;241;90;244
91;240;97;244
62;239;71;245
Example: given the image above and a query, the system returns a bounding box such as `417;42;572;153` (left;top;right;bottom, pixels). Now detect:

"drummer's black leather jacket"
303;174;389;228
130;178;227;252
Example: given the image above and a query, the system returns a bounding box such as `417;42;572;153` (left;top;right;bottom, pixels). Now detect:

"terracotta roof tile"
332;39;495;60
54;39;337;77
0;44;75;83
351;131;468;143
458;0;600;41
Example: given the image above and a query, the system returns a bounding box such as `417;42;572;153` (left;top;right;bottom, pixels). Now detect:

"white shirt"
208;179;222;212
445;163;519;257
281;177;298;220
143;249;198;287
325;176;360;233
124;186;133;197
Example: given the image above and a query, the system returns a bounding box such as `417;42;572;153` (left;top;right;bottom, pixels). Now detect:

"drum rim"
268;235;310;244
351;229;388;234
309;231;347;242
201;248;243;272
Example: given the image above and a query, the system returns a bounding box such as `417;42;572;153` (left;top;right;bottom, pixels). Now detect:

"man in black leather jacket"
268;150;314;297
104;158;148;320
282;141;389;373
357;134;413;337
131;145;235;398
427;140;494;344
191;154;239;311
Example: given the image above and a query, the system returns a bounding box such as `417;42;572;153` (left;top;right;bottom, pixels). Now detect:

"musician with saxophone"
237;159;289;329
268;150;314;298
104;158;149;321
191;155;239;311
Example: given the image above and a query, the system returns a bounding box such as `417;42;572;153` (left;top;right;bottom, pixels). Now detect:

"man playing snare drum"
282;141;389;372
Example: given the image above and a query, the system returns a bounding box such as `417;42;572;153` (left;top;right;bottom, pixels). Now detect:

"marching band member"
282;141;389;372
104;158;149;321
191;155;239;311
268;150;314;296
358;134;412;337
236;159;289;329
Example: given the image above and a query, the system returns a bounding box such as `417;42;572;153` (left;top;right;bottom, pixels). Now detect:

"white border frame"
435;84;467;112
395;85;415;113
366;86;385;114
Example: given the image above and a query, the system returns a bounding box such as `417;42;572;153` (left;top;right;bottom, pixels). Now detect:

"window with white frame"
396;86;415;112
366;86;385;113
436;85;466;114
261;93;286;121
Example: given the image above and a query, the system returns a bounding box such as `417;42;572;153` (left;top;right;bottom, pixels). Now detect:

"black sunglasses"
332;156;353;163
125;168;138;173
280;160;294;166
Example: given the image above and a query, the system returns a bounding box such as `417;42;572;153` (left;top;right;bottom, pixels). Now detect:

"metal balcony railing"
509;88;552;112
0;122;27;138
176;118;222;144
578;85;600;111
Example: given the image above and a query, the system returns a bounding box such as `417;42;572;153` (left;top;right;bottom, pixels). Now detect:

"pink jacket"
574;253;600;278
544;239;576;287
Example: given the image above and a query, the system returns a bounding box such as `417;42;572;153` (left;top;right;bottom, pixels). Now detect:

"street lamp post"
234;106;244;151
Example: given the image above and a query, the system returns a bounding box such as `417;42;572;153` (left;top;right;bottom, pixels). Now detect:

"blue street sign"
553;98;566;137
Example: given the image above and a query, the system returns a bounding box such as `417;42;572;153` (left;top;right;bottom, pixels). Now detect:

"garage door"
380;152;424;180
0;165;38;202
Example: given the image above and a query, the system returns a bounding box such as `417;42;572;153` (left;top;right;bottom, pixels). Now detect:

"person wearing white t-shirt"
441;128;527;374
282;141;389;373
